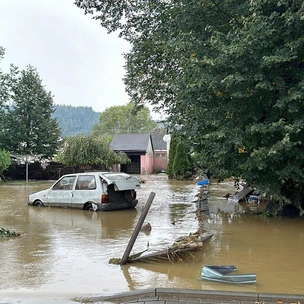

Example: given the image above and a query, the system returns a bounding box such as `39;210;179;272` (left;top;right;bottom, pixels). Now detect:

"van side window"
75;175;96;190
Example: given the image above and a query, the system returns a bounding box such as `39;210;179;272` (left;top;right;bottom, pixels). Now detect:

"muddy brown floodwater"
0;175;304;304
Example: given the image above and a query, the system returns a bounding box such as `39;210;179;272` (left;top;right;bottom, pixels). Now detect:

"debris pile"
171;230;204;250
196;178;209;214
109;231;212;264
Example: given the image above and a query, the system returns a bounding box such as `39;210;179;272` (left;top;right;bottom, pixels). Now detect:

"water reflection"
99;209;138;238
169;203;193;224
0;177;304;303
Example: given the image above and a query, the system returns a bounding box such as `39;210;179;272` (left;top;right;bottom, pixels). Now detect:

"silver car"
28;172;141;211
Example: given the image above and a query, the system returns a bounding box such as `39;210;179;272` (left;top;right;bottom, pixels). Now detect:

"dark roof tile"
111;133;151;152
150;128;167;150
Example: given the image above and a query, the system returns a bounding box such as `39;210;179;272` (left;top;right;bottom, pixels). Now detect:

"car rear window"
102;173;133;181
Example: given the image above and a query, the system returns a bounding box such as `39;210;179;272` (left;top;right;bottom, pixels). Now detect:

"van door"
71;174;99;209
48;175;76;208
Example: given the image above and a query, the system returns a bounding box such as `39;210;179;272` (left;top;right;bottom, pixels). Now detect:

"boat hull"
201;265;256;284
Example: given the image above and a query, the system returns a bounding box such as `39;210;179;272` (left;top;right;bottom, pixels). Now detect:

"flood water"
0;175;304;303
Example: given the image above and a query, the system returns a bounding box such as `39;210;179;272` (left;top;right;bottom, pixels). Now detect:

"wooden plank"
229;184;253;202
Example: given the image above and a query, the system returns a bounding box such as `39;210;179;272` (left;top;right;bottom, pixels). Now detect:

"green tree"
3;65;61;159
166;131;178;179
0;47;10;146
172;141;192;180
56;134;130;168
0;49;10;181
91;103;157;137
0;46;5;107
166;130;193;180
75;1;304;216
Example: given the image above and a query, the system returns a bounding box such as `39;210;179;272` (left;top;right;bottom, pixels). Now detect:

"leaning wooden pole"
120;192;155;265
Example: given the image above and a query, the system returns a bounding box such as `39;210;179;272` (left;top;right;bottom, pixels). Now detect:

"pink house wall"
153;151;167;172
140;155;154;174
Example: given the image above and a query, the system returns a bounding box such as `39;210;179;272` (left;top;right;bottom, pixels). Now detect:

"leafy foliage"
56;135;130;167
0;47;10;145
53;105;101;137
91;103;157;137
0;149;11;174
75;0;304;216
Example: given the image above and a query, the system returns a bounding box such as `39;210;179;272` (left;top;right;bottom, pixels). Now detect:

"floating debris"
140;222;151;233
109;257;121;265
109;249;148;265
0;228;20;237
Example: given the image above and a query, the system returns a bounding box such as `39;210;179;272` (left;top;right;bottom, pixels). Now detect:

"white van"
28;172;141;211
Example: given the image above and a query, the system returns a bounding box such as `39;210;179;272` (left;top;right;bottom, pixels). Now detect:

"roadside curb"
80;288;304;303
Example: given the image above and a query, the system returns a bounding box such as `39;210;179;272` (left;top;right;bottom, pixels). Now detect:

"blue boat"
201;265;256;284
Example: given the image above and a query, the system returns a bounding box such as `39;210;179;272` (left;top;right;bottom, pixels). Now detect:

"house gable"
150;127;167;151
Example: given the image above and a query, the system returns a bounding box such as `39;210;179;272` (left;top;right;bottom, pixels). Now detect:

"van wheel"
84;203;93;211
35;200;44;207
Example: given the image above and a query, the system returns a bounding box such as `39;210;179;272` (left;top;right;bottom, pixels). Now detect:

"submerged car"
28;172;141;211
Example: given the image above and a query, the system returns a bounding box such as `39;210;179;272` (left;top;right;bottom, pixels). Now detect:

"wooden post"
120;192;155;265
25;160;29;184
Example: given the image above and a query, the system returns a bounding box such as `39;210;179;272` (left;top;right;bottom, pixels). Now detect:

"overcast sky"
0;0;132;113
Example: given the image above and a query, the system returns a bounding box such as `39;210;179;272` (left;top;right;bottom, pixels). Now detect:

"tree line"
54;105;101;137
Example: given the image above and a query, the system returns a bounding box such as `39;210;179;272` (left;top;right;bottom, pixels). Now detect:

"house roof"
111;133;152;152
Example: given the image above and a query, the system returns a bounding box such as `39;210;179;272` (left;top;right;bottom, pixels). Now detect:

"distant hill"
53;105;101;137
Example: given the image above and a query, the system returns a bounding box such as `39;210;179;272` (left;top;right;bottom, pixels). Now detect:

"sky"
0;0;133;114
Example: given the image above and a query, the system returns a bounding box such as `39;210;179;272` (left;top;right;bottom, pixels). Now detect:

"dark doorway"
121;155;140;174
